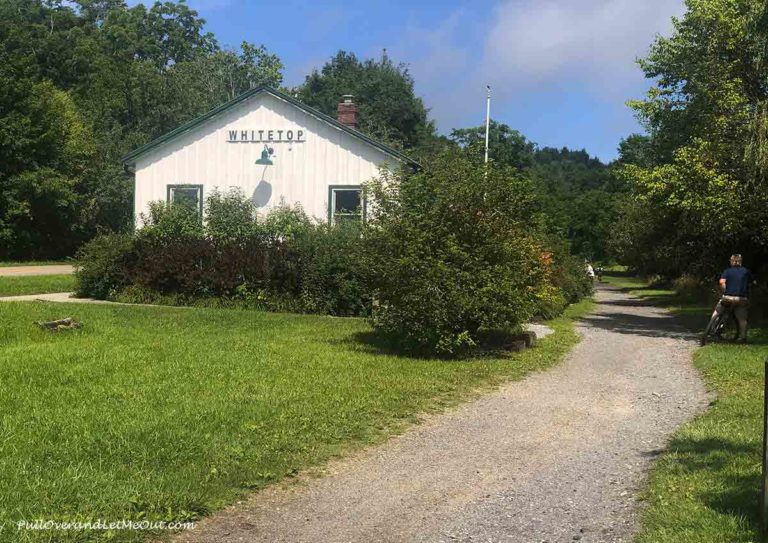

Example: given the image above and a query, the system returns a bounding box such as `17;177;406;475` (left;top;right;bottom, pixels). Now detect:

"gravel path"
0;264;73;276
175;285;710;543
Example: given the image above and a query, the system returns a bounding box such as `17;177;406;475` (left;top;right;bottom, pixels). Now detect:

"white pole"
484;85;491;164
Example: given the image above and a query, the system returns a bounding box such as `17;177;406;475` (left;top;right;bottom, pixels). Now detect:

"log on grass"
37;317;82;332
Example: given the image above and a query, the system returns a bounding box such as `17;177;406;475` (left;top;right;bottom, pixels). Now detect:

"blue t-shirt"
721;266;752;297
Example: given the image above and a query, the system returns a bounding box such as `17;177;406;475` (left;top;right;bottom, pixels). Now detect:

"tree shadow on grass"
329;329;532;362
665;434;765;538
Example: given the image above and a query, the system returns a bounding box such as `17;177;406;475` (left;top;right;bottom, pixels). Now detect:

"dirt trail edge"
176;285;710;543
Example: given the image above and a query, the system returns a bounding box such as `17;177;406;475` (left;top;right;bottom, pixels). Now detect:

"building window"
167;184;203;215
329;186;365;224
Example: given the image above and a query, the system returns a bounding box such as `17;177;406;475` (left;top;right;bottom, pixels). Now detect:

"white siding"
134;92;395;224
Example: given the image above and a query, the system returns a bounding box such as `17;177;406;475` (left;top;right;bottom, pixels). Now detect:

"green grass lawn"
0;260;70;267
0;274;75;296
603;272;768;542
0;299;592;542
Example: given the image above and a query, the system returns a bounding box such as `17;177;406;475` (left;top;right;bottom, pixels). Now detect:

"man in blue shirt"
713;254;752;342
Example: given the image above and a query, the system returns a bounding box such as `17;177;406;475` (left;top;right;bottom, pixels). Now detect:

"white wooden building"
123;87;415;225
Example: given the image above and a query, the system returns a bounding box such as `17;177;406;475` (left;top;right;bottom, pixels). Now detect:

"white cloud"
394;0;685;139
481;0;685;95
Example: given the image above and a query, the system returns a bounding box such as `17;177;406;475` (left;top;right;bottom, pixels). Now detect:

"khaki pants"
712;296;749;339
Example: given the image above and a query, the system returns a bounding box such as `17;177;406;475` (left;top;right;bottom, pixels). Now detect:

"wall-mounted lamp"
255;145;274;166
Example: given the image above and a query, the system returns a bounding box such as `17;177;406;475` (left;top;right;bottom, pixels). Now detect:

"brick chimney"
337;95;359;129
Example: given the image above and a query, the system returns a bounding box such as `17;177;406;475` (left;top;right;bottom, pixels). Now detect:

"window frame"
328;185;366;224
166;184;204;216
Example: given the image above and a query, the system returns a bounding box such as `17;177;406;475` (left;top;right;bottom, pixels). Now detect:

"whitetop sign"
227;129;305;143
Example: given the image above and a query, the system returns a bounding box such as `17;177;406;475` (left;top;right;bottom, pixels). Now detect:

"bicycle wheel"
717;311;740;342
701;312;724;345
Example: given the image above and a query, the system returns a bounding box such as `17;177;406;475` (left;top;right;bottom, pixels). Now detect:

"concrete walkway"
0;264;74;276
0;292;80;303
0;292;169;308
175;285;709;543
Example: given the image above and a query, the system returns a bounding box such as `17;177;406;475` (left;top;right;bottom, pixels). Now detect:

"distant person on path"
586;262;596;282
711;254;752;343
596;266;604;282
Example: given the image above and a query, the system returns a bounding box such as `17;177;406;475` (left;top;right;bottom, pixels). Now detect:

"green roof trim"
122;86;418;166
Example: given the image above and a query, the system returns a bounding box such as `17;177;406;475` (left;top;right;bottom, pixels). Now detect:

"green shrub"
75;167;588;336
260;204;312;295
140;200;204;240
74;196;373;317
553;255;594;305
297;222;372;316
364;155;554;356
74;232;134;299
128;233;269;295
205;188;258;243
672;274;714;303
261;201;313;242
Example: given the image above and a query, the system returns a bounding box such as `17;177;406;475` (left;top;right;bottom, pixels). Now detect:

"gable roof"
122;86;418;166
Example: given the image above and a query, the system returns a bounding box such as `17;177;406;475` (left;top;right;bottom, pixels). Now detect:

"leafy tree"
617;134;656;168
0;0;283;258
444;115;623;262
528;147;620;262
449;121;535;170
297;50;435;150
0;81;95;258
615;0;768;276
169;43;283;115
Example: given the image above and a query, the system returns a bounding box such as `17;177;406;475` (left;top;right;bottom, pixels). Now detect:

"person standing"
713;254;752;343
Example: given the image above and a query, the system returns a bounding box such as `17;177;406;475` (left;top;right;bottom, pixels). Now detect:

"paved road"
176;285;709;543
0;264;74;276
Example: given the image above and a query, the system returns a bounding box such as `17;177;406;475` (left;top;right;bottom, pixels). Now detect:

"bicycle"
700;298;740;346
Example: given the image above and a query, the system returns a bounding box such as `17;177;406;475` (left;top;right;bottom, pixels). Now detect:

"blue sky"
163;0;685;162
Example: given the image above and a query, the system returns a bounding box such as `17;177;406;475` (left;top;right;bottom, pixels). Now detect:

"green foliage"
615;0;768;278
260;201;313;242
0;0;283;259
75;192;374;317
74;232;134;299
543;234;595;309
296;222;372;317
169;43;283;114
297;50;436;150
0;79;95;258
204;188;258;243
76;177;590;352
140;200;204;240
449;121;535;170
529;147;622;262
444;120;624;262
364;153;560;355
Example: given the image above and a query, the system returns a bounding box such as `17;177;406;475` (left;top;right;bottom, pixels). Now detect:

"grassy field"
0;260;70;267
603;272;768;542
0;274;75;296
0;299;593;542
